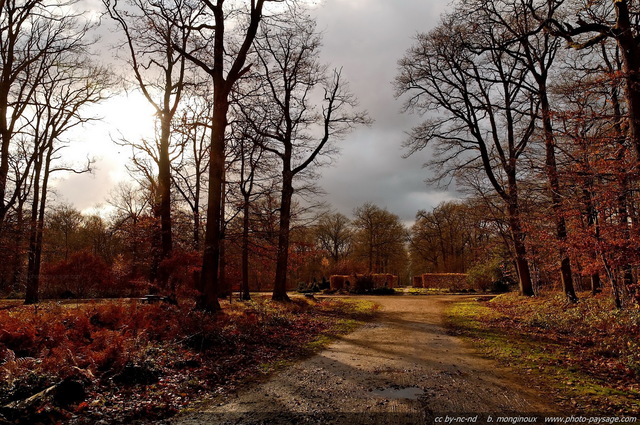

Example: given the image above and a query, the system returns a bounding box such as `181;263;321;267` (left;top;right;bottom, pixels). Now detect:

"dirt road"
171;295;555;424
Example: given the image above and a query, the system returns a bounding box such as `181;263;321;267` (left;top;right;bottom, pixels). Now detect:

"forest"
3;0;640;310
1;0;640;422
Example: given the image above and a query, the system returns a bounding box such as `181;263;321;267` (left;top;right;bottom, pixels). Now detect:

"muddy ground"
170;295;557;425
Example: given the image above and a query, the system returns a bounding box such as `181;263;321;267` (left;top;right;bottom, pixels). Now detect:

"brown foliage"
422;273;470;291
0;297;375;423
41;251;113;298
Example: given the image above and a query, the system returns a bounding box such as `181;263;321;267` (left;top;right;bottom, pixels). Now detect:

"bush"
158;250;201;298
319;277;330;290
370;287;396;295
42;251;112;298
350;275;373;294
466;258;503;292
490;276;515;293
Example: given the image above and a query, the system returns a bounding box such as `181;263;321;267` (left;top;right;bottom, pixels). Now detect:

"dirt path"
171;295;555;424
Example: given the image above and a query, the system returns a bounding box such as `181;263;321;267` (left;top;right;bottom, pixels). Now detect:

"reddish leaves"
0;297;370;424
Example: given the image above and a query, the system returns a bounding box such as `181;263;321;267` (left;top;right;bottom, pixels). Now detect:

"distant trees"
315;212;352;265
351;203;407;276
409;200;490;274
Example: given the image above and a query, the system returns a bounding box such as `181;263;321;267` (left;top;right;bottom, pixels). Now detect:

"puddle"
371;386;425;400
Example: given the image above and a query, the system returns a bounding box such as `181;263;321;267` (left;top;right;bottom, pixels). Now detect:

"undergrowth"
445;293;640;416
0;296;377;424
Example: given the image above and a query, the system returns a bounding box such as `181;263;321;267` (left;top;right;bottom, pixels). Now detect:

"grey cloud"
310;0;456;223
56;0;457;225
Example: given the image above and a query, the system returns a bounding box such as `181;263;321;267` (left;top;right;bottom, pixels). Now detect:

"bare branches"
396;2;540;295
0;0;97;224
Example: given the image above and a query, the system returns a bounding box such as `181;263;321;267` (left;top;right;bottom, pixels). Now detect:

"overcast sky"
53;0;458;224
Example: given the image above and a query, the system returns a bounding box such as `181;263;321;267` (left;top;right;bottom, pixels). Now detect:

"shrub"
350;275;374;294
158;250;201;298
466;258;503;292
42;251;112;298
370;287;395;295
319;277;329;290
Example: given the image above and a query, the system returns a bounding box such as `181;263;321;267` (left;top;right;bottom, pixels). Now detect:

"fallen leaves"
0;296;376;424
447;292;640;415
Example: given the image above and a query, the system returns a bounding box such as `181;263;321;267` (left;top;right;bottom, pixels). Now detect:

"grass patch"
445;293;640;416
0;295;377;424
402;287;483;295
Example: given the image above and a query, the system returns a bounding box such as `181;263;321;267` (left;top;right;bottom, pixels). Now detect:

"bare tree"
172;88;213;250
352;203;408;275
0;0;93;227
410;201;490;273
464;0;578;301
315;212;352;265
396;10;537;296
108;181;153;279
240;10;370;301
24;61;111;304
105;0;205;291
174;0;281;312
541;0;640;160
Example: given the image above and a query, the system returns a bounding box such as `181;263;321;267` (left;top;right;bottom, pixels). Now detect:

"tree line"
396;0;640;308
0;196;415;298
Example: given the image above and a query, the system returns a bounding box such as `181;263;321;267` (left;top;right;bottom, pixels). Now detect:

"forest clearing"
3;0;640;423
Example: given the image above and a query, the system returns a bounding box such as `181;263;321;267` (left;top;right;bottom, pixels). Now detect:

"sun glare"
102;92;157;142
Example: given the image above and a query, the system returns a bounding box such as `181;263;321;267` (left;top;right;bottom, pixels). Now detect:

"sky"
52;0;457;225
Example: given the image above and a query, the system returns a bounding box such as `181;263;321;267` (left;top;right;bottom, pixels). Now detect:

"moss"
258;359;292;375
445;299;640;415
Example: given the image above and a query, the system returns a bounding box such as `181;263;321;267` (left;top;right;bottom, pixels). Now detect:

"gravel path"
171;295;555;424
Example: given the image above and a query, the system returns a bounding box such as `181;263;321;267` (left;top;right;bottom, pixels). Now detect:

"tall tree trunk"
158;115;173;292
24;156;43;305
25;145;52;304
539;82;578;302
607;46;634;306
0;95;11;224
149;209;161;286
179;0;269;312
273;171;293;301
241;194;251;301
614;0;640;159
198;104;227;312
602;255;623;309
193;208;200;250
617;176;633;306
583;188;602;295
506;182;534;296
11;200;26;292
219;177;228;298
